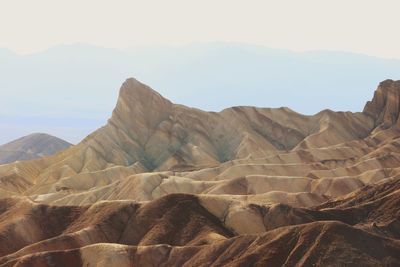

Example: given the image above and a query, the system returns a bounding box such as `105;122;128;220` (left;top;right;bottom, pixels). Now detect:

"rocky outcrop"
364;79;400;129
6;78;376;179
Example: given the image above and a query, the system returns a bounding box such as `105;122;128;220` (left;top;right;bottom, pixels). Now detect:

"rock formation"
0;78;400;266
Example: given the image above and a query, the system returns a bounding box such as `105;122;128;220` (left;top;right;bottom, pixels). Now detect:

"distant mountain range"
0;133;71;164
1;43;399;143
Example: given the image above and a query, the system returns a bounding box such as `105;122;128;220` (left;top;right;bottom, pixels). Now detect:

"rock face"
0;78;400;266
101;78;377;171
0;133;71;164
364;79;400;129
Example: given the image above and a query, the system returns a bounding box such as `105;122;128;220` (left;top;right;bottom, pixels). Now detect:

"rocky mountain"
0;79;400;266
0;133;71;164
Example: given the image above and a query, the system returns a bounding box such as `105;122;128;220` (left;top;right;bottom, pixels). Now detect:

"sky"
0;0;400;58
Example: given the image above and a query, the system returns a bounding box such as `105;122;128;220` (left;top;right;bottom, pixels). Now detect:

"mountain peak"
363;79;400;129
109;78;173;140
116;78;172;111
119;78;166;100
0;133;71;164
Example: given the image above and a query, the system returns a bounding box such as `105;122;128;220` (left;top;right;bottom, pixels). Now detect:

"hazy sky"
1;0;400;58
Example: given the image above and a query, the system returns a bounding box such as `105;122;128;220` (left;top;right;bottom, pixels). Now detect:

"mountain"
1;43;400;144
0;133;71;164
0;79;400;266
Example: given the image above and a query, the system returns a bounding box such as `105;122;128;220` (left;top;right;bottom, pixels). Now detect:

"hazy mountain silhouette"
0;133;71;164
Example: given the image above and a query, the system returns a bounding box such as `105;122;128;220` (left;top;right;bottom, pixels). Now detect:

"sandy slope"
1;178;400;266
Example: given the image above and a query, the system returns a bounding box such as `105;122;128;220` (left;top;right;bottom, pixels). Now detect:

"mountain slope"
0;79;400;266
0;133;71;164
1;177;400;266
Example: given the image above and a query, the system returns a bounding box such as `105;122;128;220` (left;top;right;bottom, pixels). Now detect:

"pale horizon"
3;41;400;61
1;0;400;59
